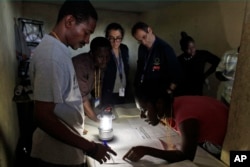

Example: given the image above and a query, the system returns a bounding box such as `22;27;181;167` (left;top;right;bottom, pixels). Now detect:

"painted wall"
0;1;21;167
221;1;250;165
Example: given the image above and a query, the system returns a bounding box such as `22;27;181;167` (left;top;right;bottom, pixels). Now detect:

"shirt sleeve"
33;58;66;103
203;51;220;78
72;57;90;102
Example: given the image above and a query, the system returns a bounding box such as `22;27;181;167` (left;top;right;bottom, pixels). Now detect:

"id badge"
94;98;100;108
119;87;125;97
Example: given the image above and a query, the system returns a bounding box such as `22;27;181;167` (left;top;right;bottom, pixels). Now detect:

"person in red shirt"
124;87;229;163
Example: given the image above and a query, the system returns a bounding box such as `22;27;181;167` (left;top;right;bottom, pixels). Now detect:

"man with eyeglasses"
72;37;112;122
131;22;181;115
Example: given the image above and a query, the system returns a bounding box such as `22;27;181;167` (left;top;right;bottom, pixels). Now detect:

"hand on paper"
123;146;147;162
88;143;117;164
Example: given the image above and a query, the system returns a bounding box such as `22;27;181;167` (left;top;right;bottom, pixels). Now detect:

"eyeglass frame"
108;36;123;43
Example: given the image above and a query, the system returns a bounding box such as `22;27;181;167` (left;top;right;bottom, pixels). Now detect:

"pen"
103;140;108;147
103;140;115;163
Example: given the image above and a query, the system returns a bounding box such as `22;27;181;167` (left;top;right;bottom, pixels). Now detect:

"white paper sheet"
92;139;166;167
127;118;177;140
114;106;140;118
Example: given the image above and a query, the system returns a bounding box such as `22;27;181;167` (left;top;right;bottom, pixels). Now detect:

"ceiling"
90;1;174;13
40;0;174;13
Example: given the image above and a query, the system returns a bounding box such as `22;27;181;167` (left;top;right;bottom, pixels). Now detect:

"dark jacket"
134;37;181;98
101;44;130;103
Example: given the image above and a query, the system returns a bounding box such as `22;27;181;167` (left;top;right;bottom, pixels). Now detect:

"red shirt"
172;96;229;146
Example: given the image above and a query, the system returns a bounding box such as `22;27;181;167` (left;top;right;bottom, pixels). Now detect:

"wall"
0;1;21;167
221;1;250;165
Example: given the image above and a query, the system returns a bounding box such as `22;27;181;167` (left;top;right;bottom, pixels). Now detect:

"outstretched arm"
83;99;99;122
123;146;186;163
123;119;199;163
204;52;220;79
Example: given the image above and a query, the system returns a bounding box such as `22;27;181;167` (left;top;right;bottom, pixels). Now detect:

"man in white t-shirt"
29;1;116;166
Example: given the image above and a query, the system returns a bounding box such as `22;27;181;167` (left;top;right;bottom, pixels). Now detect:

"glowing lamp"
97;106;115;141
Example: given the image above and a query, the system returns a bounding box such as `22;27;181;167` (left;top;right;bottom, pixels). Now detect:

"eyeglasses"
108;37;122;43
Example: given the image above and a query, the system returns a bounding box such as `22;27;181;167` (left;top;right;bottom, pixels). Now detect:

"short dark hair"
134;82;173;116
131;21;149;36
90;37;111;52
105;22;125;38
179;31;194;52
57;0;98;24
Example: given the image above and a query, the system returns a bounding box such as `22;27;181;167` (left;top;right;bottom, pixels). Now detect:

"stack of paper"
114;106;140;118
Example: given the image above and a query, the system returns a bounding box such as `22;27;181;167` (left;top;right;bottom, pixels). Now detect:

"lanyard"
112;51;123;81
94;68;100;98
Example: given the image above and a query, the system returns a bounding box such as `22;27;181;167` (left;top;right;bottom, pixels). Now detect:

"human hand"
140;108;147;118
83;129;88;135
145;117;160;126
87;142;117;164
123;146;147;162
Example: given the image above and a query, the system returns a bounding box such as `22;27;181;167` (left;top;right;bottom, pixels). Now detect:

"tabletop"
83;103;228;167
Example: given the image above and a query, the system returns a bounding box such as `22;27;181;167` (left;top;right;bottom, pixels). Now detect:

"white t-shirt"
216;49;238;103
29;34;85;165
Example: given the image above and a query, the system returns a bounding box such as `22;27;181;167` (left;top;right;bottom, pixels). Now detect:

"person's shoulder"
196;50;217;58
35;35;55;48
155;36;174;49
196;50;210;54
34;35;68;57
155;36;168;45
120;43;129;50
72;52;90;62
174;96;228;117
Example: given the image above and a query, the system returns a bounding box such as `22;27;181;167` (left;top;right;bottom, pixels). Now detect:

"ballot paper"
127;118;178;139
114;105;140;118
92;139;166;167
91;141;198;167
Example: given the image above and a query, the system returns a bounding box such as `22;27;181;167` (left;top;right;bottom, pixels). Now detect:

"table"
84;103;228;167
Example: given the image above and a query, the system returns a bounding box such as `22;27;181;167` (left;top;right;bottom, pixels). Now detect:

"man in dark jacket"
131;22;181;103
